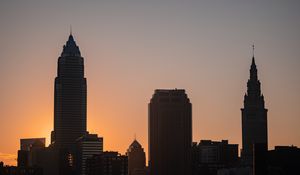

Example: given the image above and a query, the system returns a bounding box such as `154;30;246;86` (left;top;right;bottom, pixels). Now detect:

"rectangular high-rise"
149;89;192;175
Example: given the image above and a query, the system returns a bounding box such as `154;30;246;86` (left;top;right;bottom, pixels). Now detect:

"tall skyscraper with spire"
241;48;268;165
51;33;87;147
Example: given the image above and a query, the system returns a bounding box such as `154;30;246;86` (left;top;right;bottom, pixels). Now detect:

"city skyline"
1;0;300;166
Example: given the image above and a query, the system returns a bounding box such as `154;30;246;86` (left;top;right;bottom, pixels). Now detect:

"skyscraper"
149;89;192;175
51;34;87;147
241;52;268;166
127;139;146;175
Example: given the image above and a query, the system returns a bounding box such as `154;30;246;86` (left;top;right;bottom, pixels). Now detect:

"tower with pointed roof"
51;33;87;148
127;139;146;175
241;49;268;166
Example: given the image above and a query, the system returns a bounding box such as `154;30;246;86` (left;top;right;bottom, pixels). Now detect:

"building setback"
149;89;192;175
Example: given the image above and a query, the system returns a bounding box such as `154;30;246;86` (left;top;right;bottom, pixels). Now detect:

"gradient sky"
0;0;299;165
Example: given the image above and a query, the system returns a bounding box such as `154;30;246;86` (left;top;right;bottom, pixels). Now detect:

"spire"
250;45;257;81
246;45;261;98
61;33;81;57
251;44;256;67
252;57;256;66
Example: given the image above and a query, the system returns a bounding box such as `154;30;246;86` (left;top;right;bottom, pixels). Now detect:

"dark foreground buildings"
0;162;43;175
267;146;300;175
241;55;268;166
85;151;128;175
76;134;103;175
191;140;239;175
17;138;46;167
149;89;192;175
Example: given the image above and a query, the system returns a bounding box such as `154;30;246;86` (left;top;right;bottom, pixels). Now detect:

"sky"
0;0;299;166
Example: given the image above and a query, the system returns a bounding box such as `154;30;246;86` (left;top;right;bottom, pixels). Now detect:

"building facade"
149;89;192;175
241;56;268;166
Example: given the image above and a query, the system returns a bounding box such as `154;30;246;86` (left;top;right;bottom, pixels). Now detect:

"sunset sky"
0;0;299;165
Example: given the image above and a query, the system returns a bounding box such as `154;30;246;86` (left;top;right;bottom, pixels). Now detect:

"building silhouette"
25;34;102;175
15;33;107;175
0;163;43;175
241;53;268;166
76;134;103;175
127;139;146;175
20;138;46;151
253;143;268;175
85;151;128;175
17;138;45;167
149;89;192;175
51;34;87;147
43;34;89;175
36;145;77;175
191;140;238;175
267;146;300;175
